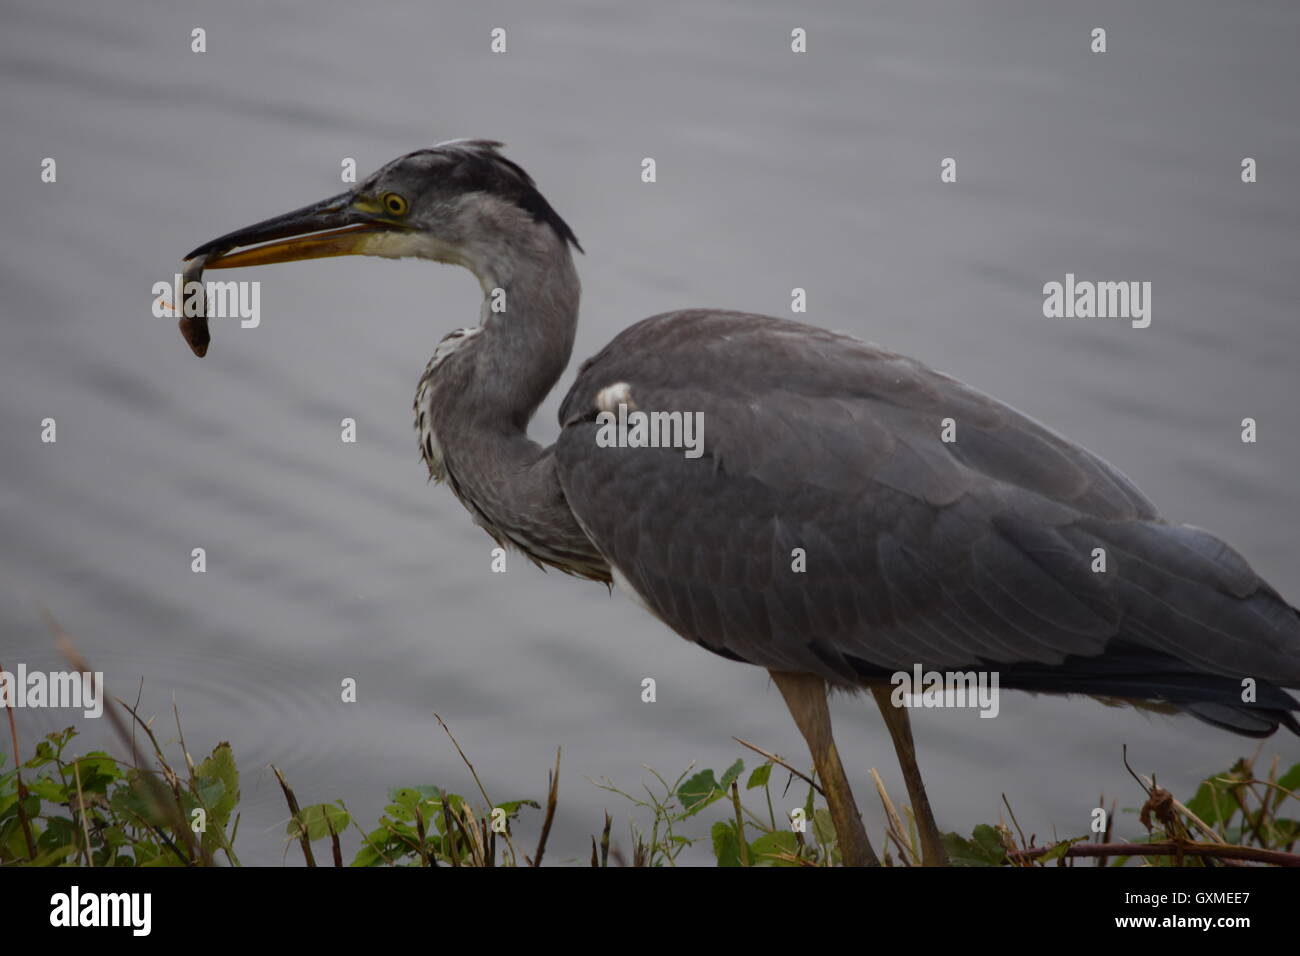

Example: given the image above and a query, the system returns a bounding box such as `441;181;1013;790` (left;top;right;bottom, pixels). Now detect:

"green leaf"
711;820;741;867
351;843;383;867
142;851;185;867
1185;780;1224;827
23;843;77;867
389;787;425;809
812;807;836;853
386;787;444;825
494;799;541;817
28;778;66;802
384;802;416;823
678;770;723;817
718;759;744;791
746;763;773;790
351;826;405;866
288;803;350;842
749;830;799;866
389;785;442;814
23;741;57;770
1037;837;1087;864
196;780;225;810
1269;818;1299;844
194;743;239;827
3;820;29;859
442;792;466;816
40;816;78;853
1273;763;1300;811
71;755;123;794
109;771;172;828
943;825;1008;867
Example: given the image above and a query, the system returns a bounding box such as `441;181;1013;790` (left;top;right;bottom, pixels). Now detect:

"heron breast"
413;373;447;481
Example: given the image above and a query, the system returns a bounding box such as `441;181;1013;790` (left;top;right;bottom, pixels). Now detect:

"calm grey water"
2;0;1296;865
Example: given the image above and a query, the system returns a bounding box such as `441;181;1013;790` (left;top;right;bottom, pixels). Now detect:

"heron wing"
555;311;1299;732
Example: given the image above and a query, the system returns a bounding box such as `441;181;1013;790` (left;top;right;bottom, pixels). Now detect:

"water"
1;0;1296;865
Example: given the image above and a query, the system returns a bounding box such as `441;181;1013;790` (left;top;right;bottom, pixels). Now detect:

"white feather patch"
596;381;635;413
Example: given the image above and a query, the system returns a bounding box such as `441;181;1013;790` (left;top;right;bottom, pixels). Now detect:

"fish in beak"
178;190;411;356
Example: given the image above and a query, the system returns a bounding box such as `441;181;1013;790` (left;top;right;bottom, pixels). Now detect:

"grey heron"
186;139;1300;868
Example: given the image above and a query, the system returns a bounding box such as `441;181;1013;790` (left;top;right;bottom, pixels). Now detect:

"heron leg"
770;670;880;867
870;685;948;866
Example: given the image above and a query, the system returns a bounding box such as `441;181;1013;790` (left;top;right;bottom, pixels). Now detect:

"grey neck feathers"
471;234;580;430
428;227;608;581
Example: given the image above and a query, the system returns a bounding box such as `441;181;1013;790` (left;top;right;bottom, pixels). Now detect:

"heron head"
185;139;581;279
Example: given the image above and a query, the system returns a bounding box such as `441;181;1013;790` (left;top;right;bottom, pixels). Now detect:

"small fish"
177;252;211;357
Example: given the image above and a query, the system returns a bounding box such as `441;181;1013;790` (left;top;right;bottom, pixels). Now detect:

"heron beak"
184;191;406;269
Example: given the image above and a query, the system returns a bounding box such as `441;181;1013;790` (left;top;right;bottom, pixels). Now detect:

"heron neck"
471;240;580;430
431;241;607;579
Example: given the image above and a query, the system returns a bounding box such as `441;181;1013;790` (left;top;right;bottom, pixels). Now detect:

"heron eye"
382;192;409;216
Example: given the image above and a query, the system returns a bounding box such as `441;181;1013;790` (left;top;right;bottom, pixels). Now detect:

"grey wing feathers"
556;310;1300;736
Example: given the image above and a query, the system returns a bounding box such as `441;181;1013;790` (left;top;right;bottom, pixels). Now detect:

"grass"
3;619;1298;866
3;702;1298;866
